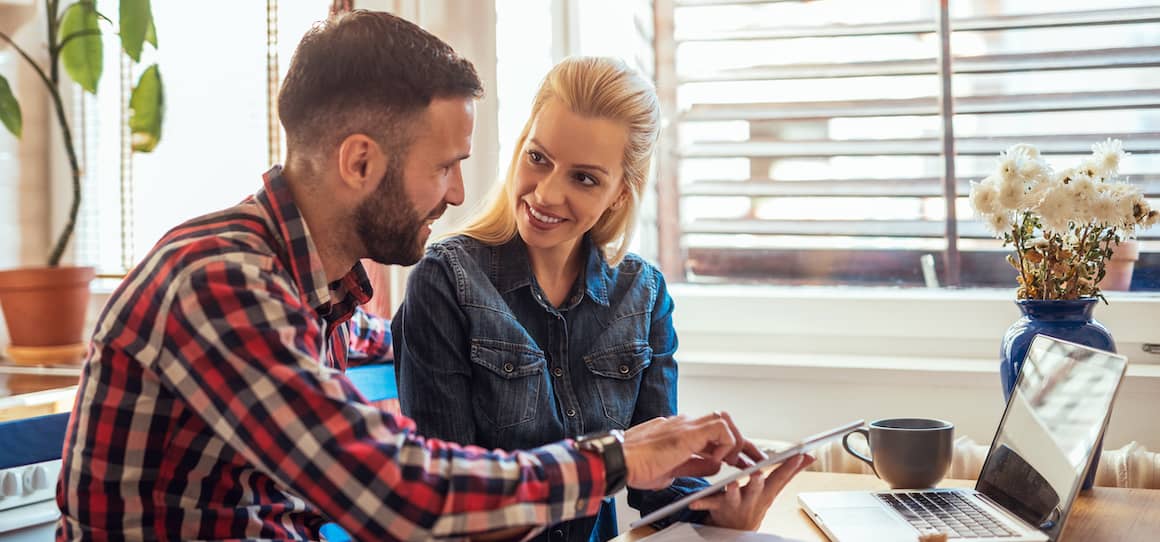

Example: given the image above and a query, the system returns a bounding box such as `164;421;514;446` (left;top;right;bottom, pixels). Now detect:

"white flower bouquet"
969;139;1158;300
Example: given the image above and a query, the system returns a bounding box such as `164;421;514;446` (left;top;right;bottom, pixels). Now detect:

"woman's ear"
610;189;630;211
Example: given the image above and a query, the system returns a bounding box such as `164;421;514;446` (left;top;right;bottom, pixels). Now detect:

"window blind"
653;0;1160;288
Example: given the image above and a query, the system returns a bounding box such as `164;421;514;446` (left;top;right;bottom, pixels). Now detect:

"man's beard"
353;162;441;266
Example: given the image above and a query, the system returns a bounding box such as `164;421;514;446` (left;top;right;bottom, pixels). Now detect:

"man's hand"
692;453;816;531
622;411;763;490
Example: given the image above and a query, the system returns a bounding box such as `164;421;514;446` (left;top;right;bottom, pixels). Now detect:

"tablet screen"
630;419;865;529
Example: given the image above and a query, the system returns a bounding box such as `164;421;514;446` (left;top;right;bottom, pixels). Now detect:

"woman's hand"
690;453;816;531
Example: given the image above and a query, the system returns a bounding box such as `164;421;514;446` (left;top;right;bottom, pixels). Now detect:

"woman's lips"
525;201;566;230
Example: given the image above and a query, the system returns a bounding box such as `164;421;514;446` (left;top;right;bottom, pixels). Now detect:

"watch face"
579;431;618;449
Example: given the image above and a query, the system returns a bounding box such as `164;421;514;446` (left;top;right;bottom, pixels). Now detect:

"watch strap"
575;429;627;496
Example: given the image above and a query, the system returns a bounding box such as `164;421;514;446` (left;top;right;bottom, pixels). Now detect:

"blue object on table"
999;298;1114;490
999;299;1116;398
319;522;353;542
344;363;397;402
0;412;71;468
320;363;397;541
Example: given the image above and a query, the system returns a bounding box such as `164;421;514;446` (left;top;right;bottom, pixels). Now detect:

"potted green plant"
0;0;163;365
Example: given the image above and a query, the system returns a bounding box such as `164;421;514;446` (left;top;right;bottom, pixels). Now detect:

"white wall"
675;354;1160;452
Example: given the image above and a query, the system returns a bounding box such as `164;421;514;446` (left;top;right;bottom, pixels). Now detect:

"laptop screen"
975;335;1127;540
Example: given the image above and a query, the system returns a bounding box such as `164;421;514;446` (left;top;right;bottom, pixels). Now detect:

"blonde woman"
392;57;811;541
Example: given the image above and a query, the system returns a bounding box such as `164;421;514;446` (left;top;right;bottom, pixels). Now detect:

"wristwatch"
573;429;627;496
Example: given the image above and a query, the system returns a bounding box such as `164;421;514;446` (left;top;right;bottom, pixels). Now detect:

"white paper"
644;522;808;542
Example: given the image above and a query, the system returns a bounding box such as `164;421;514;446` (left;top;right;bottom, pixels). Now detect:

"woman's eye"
575;173;598;186
527;150;544;163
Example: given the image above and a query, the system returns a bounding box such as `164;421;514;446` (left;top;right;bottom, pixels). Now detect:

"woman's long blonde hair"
454;56;660;265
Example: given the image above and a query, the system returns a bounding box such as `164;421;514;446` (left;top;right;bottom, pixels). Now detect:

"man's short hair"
278;10;483;158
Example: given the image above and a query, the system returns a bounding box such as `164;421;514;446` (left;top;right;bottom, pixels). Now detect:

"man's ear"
336;134;388;193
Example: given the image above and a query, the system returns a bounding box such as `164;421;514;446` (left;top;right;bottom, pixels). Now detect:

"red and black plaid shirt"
57;167;605;541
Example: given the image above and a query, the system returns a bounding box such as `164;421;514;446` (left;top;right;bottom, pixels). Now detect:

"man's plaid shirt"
56;167;606;541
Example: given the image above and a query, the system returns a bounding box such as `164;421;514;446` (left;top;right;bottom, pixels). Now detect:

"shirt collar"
581;237;612;306
491;235;611;307
256;166;372;318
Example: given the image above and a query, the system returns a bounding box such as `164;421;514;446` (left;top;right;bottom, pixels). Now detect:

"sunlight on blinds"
658;0;1160;288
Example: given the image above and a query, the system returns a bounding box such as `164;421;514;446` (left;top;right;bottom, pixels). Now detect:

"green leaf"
129;64;163;152
60;2;103;93
119;0;152;62
144;15;157;48
0;75;22;138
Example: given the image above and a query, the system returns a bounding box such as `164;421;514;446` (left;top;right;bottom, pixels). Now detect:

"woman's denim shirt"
392;234;707;542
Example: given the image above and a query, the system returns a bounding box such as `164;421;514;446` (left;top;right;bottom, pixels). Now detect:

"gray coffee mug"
842;418;954;489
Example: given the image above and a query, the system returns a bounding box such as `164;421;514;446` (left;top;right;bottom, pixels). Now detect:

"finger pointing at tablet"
622;412;749;491
715;410;767;469
628;419;862;529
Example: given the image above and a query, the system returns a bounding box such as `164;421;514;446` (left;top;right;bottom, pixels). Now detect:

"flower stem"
1014;212;1033;298
1066;224;1093;299
1043;234;1057;300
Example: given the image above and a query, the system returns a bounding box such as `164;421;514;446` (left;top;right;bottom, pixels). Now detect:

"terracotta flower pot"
0;266;95;365
1099;239;1139;291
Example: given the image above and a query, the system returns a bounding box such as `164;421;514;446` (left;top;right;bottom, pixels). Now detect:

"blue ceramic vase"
999;298;1115;490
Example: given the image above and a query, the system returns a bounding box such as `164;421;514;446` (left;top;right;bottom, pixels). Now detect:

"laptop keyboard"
876;491;1019;539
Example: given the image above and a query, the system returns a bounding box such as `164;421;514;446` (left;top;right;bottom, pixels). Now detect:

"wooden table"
613;471;1160;541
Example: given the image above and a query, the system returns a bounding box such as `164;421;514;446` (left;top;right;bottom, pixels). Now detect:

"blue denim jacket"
392;234;707;542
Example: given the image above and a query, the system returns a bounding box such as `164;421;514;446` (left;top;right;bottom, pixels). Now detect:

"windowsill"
668;283;1160;365
678;350;1160;392
669;282;1160;303
0;363;80;420
91;277;125;295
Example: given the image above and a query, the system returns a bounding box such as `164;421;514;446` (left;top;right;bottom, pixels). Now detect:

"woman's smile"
524;200;567;230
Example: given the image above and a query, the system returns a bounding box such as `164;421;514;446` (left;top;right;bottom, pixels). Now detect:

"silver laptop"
799;335;1128;542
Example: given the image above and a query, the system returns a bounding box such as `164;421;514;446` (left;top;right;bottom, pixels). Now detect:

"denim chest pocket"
469;339;545;429
583;341;652;429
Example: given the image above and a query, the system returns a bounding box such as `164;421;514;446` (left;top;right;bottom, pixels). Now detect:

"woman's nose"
533;172;566;206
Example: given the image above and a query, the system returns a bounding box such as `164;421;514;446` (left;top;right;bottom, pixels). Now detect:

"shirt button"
567;408;577;417
553;367;564;377
551;528;565;541
503;362;514;373
619;364;630;374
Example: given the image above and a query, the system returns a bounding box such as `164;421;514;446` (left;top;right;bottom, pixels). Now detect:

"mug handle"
842;428;876;474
